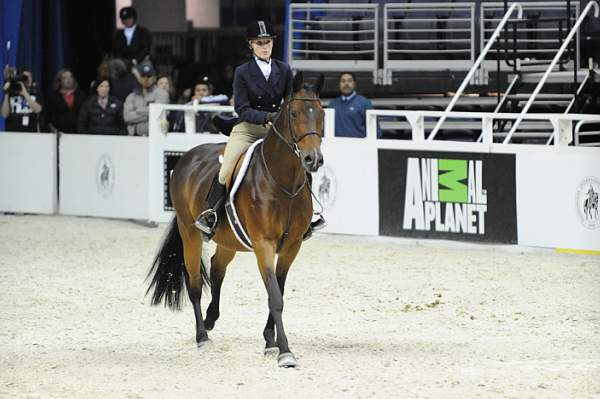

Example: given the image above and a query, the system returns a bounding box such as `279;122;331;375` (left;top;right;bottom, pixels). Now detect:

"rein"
260;95;323;198
258;95;324;250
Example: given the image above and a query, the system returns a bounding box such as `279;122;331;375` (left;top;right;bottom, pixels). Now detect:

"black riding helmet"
246;20;277;41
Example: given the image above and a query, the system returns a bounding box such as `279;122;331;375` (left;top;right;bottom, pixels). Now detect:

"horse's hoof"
264;346;279;357
277;352;299;368
196;338;212;349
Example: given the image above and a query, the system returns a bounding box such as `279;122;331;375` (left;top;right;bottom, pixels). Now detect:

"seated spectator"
108;58;137;103
1;69;42;132
123;60;169;136
328;72;373;138
112;6;151;64
46;69;86;133
77;77;124;135
172;78;228;133
156;74;175;103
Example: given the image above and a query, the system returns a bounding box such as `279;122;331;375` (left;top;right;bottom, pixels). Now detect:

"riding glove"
265;112;277;124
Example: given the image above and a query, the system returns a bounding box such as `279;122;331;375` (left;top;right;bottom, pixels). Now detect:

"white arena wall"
59;134;149;220
1;104;599;252
0;132;57;214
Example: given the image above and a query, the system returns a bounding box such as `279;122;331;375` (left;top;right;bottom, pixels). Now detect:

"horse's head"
275;71;325;173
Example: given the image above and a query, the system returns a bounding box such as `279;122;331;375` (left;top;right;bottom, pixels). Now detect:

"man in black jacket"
112;7;152;64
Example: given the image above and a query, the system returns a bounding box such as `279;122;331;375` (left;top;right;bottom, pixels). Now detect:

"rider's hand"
2;82;9;93
265;112;277;124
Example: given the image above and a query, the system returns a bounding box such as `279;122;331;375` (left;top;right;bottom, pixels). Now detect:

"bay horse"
146;72;325;368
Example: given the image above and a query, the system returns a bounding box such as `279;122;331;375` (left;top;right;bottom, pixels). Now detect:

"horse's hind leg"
204;245;236;330
177;219;209;346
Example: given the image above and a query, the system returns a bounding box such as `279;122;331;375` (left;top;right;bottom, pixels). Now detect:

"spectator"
123;60;169;136
46;69;86;133
156;74;175;103
77;76;124;135
191;78;228;105
328;72;373;138
112;6;152;64
172;78;228;133
108;58;137;103
1;69;42;132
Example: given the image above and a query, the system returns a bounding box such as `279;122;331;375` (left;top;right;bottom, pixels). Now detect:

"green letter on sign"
438;159;467;203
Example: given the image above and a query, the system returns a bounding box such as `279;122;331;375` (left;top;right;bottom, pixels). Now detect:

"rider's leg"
195;122;268;240
303;173;326;241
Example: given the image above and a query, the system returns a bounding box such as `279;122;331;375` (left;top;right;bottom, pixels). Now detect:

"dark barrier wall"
378;149;518;244
164;151;184;211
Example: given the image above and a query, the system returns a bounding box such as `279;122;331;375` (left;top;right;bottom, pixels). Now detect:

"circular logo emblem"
575;176;600;230
96;153;115;198
314;165;337;209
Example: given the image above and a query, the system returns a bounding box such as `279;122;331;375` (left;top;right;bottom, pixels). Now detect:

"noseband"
271;96;323;158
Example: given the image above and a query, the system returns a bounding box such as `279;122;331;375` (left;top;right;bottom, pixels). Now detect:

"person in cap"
112;6;152;64
195;20;294;239
123;60;169;136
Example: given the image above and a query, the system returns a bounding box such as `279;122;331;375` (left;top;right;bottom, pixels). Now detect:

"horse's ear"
292;71;303;93
314;73;325;96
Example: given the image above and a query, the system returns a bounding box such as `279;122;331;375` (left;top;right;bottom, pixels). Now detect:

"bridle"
260;95;323;199
270;96;323;158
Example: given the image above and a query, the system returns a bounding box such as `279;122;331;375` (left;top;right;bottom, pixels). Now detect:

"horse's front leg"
263;240;302;355
254;240;299;368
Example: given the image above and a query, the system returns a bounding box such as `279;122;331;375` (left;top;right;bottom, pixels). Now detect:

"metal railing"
366;109;600;146
503;0;600;143
287;3;379;83
429;2;523;139
383;2;476;84
481;1;579;72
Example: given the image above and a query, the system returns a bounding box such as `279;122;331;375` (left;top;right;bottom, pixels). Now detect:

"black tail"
145;218;210;311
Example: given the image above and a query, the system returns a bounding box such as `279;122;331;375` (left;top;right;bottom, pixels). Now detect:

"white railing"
288;3;379;83
366;109;600;146
503;0;600;143
429;2;523;139
383;2;476;83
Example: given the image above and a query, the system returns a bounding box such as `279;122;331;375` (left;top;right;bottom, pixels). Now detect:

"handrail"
503;0;600;143
428;2;523;140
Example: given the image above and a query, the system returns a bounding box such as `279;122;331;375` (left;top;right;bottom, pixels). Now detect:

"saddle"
223;139;264;251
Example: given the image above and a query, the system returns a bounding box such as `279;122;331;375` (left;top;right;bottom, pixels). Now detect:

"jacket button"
272;104;276;107
258;96;262;99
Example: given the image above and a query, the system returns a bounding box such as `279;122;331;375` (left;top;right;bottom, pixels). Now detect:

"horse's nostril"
304;155;314;165
318;157;324;166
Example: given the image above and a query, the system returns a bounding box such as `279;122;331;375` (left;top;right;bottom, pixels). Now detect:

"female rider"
196;20;325;240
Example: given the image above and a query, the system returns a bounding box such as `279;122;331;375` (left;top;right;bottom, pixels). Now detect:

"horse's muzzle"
301;149;324;173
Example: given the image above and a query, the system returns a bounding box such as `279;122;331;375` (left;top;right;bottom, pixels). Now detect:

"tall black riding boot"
195;175;227;241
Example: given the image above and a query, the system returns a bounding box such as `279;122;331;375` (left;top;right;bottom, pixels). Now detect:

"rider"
195;20;325;240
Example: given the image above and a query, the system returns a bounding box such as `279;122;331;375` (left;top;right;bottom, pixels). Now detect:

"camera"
3;66;29;96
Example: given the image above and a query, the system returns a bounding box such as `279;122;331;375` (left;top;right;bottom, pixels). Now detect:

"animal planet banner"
378;149;517;244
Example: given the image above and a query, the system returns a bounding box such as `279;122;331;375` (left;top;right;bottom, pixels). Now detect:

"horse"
146;72;325;368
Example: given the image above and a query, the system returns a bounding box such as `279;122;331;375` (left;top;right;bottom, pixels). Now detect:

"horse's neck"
261;124;305;193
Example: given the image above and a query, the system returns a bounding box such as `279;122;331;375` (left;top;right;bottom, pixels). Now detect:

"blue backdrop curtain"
0;0;23;131
0;0;65;132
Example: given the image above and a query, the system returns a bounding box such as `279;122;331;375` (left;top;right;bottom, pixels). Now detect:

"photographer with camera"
1;68;43;132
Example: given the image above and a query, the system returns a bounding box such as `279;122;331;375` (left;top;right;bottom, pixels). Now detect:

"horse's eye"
290;110;298;119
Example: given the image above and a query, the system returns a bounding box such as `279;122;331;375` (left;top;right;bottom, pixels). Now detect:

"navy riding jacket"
233;58;293;125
